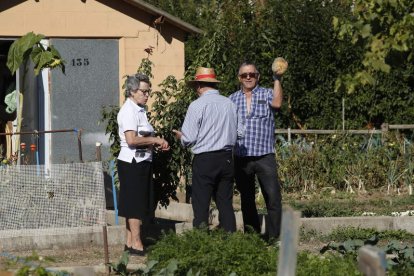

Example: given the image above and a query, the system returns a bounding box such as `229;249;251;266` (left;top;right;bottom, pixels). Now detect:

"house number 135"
71;58;90;66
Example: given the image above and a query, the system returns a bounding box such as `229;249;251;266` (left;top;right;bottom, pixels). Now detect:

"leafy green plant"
1;252;68;276
149;79;193;205
139;259;181;276
147;229;277;275
107;251;139;276
4;32;65;160
384;240;414;267
320;236;379;255
296;253;360;276
107;253;198;276
15;266;67;276
320;230;414;270
143;227;365;275
6;32;65;76
100;105;120;158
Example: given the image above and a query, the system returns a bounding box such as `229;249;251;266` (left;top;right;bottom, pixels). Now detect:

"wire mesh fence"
0;161;106;238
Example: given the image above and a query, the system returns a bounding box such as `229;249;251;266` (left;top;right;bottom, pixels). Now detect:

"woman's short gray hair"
124;73;151;98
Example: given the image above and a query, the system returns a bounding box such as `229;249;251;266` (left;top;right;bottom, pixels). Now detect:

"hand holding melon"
271;57;288;77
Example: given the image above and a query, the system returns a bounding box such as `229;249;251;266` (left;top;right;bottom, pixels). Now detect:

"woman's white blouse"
117;98;154;163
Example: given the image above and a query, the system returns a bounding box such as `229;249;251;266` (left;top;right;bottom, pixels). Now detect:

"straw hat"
188;67;221;85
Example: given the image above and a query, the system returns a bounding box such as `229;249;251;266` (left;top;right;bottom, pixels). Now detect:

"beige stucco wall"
0;0;186;106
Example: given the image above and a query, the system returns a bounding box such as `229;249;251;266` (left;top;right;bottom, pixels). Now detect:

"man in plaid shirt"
229;62;283;240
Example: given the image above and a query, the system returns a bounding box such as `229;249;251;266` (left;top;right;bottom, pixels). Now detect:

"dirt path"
0;245;146;273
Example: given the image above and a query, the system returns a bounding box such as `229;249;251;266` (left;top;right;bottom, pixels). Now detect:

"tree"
334;0;414;93
100;0;414;204
146;0;414;128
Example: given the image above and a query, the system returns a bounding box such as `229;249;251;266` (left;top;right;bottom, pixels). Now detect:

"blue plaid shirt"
229;86;276;157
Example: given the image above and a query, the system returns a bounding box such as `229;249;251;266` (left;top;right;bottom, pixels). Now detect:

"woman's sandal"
128;247;146;256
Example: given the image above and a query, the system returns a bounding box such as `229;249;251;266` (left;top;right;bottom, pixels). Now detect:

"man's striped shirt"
180;90;238;154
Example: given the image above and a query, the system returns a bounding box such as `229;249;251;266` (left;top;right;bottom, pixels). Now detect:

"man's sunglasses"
239;72;259;79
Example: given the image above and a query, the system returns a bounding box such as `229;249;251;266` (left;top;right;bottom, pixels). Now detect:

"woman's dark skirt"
117;159;154;220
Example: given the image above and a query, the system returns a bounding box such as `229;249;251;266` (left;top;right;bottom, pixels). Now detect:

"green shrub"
288;197;357;217
145;228;414;275
146;228;364;275
296;253;360;276
388;264;414;276
148;229;277;275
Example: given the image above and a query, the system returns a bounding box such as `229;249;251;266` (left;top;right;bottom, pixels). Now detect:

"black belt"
195;149;232;156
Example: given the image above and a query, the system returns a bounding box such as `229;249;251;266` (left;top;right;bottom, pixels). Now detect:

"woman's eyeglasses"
239;72;259;79
138;89;152;95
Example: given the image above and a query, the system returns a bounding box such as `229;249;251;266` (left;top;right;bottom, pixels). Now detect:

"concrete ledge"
2;202;414;251
0;226;125;252
155;202;193;222
152;203;414;235
105;202;194;225
107;203;244;229
393;216;414;232
300;216;414;235
0;222;175;252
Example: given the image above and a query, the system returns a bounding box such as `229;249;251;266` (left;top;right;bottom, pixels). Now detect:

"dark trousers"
235;153;282;239
191;150;236;232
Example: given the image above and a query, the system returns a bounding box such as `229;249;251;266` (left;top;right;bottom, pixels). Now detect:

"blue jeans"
235;153;282;239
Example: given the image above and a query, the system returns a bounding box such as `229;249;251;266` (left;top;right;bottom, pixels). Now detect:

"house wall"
0;0;186;106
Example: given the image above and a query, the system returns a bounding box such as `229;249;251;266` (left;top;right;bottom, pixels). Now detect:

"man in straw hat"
173;67;240;232
229;60;285;241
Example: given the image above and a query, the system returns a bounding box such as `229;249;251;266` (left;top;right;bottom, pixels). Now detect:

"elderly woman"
117;74;169;256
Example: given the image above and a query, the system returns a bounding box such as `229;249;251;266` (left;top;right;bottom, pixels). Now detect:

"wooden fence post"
358;246;387;276
287;128;291;143
96;142;102;161
96;142;110;274
381;123;389;144
277;205;301;276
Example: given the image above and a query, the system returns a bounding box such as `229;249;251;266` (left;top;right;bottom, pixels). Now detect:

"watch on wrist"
273;75;281;81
